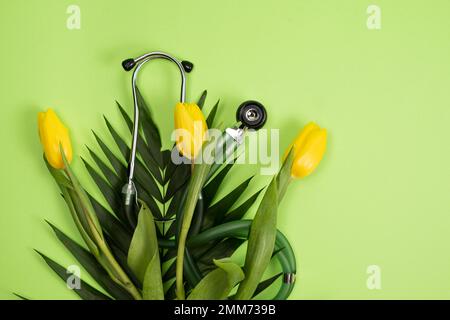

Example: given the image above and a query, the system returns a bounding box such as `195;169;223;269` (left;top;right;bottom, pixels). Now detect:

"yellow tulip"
38;109;73;169
174;102;208;159
286;122;327;178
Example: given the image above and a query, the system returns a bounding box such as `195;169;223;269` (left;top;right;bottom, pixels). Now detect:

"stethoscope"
121;51;296;299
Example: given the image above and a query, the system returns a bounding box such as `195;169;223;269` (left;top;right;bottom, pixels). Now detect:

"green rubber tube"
158;219;296;300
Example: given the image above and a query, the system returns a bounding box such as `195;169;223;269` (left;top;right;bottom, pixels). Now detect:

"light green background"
1;0;450;299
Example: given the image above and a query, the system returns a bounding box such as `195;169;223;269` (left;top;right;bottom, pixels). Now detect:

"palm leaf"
46;221;133;300
197;90;207;109
206;100;219;128
35;250;111;300
202;176;254;230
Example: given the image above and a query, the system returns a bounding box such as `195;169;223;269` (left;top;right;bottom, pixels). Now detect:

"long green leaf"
276;148;295;203
202;176;253;229
197;238;245;273
164;163;190;202
187;259;244;300
86;148;122;190
202;163;234;207
142;252;164;300
136;87;163;166
46;162;99;256
206;100;219;128
224;189;263;222
103;116;164;186
127;202;163;294
87;140;162;220
229;272;283;299
116;102;163;179
92;130;127;179
105;236;142;289
35;250;110;300
164;238;244;281
13;293;29;300
88;194;132;253
47;222;133;300
235;177;278;300
197;90;207;109
82;158;122;218
253;273;283;298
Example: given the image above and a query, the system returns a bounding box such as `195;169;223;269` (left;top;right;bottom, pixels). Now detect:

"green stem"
97;241;143;300
175;162;211;299
63;166;142;300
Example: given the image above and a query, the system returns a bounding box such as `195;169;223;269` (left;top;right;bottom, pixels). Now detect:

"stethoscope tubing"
158;219;297;300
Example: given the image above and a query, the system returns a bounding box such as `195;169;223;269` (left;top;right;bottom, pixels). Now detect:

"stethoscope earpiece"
236;100;267;130
181;61;194;73
121;58;136;71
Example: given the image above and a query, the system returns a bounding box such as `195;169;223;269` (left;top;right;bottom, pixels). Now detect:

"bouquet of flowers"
32;87;326;300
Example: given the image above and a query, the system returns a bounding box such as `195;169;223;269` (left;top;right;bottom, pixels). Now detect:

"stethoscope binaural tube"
121;51;194;227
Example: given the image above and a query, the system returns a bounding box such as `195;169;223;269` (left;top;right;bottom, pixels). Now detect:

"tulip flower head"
174;102;208;160
286;122;327;179
38;109;73;169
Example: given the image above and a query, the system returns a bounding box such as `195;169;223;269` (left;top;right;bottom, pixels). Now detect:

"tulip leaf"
46;162;96;253
46;221;133;300
127;202;162;288
105;236;142;289
142;251;164;300
35;250;111;300
276;148;294;203
62;149;104;241
235;177;278;300
187;259;244;300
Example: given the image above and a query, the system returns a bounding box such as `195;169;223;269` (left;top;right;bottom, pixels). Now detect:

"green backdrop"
1;0;450;299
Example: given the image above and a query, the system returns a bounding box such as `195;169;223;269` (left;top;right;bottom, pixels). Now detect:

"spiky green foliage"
34;88;280;300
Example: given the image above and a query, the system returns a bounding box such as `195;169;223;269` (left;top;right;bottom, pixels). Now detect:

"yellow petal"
283;122;320;161
38;108;73;169
174;102;207;159
291;128;327;178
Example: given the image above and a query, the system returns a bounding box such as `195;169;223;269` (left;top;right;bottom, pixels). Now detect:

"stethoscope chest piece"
236;100;267;130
